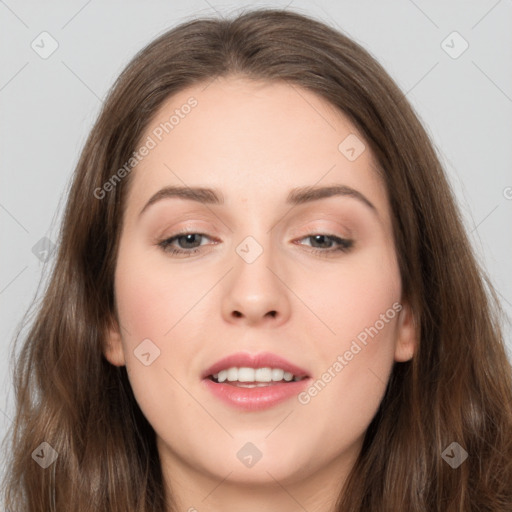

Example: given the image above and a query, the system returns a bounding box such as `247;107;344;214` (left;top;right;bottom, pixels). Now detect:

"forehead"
123;76;388;222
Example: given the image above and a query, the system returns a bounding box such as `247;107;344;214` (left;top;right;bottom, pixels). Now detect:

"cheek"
112;249;203;433
295;246;401;410
296;244;400;348
114;244;204;340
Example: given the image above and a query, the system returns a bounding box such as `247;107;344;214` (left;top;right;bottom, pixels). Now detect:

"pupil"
180;234;200;248
313;235;330;248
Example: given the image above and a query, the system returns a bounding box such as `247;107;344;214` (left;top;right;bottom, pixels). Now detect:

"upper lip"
201;351;310;380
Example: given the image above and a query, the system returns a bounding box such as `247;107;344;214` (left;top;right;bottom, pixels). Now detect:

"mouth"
201;352;311;410
201;351;310;383
202;371;311;411
207;367;308;386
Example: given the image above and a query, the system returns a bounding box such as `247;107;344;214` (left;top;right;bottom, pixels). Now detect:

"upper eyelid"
161;231;351;245
163;219;353;236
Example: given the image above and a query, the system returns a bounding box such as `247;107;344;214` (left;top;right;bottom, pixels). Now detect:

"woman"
2;7;511;511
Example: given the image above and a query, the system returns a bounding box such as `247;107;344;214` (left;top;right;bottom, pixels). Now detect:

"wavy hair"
2;7;511;511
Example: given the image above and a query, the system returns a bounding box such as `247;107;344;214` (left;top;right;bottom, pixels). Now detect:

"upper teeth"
213;367;302;383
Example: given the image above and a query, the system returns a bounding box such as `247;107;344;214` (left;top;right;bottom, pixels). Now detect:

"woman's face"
104;76;416;509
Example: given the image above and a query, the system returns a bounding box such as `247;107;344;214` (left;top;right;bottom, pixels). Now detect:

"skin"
103;75;417;512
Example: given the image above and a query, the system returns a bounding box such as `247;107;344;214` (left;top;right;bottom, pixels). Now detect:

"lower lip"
202;377;311;411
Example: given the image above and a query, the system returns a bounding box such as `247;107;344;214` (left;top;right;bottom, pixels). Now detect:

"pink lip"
200;351;311;412
202;377;312;411
201;351;309;380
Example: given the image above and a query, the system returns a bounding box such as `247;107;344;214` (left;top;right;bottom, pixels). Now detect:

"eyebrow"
138;184;377;217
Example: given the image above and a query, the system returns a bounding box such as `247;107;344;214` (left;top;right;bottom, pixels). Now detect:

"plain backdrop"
1;0;511;482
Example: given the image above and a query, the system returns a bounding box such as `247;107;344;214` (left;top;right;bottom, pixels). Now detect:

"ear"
393;302;417;362
102;315;126;367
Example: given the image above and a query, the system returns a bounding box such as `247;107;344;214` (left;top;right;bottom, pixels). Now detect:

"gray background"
1;0;511;480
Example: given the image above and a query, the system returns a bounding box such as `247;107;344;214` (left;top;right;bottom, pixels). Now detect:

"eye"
157;231;354;258
295;234;354;256
157;231;216;257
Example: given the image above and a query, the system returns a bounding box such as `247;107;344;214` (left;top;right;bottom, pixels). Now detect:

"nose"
221;239;291;327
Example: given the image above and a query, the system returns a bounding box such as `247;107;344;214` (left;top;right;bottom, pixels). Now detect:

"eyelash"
157;231;354;258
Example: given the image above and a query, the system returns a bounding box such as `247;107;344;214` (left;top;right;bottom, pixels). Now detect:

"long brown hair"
2;7;511;511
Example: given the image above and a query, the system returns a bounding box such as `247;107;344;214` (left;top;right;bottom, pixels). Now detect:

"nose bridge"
231;197;276;268
233;229;277;294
